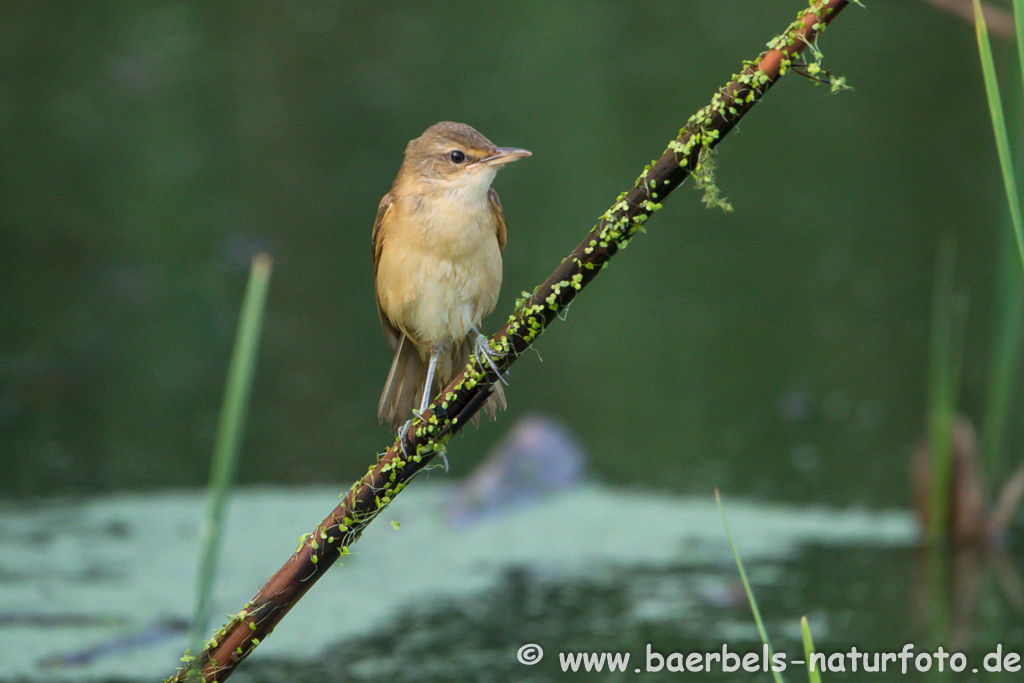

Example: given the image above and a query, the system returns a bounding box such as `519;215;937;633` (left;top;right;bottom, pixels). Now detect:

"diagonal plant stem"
168;1;851;679
973;0;1024;269
191;254;273;652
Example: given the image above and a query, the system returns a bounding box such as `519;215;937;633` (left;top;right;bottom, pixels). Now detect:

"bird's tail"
378;334;428;432
379;334;507;432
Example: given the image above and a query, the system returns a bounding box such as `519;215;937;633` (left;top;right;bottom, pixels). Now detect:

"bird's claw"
473;334;509;386
399;418;448;472
399;419;416;458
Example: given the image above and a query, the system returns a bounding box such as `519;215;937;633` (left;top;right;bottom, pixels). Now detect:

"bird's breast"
375;193;503;347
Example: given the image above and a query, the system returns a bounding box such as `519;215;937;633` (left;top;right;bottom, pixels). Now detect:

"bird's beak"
470;147;532;168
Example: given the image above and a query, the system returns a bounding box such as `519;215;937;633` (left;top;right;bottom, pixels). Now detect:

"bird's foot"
399;419;416;458
473;333;509;386
399;418;448;472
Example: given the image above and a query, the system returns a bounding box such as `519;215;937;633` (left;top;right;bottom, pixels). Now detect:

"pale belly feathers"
376;191;503;349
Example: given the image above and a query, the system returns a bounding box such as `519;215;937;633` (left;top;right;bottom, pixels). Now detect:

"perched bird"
372;122;531;432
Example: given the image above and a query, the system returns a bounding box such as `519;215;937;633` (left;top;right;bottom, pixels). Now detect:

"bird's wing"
372;192;402;352
488;187;507;256
371;192;393;278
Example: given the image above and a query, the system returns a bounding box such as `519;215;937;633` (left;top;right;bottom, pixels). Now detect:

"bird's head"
398;121;531;200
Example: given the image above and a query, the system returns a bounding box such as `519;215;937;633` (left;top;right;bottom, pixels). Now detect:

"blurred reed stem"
189;253;273;655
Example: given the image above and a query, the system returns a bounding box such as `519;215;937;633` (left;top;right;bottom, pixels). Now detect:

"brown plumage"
372;122;530;431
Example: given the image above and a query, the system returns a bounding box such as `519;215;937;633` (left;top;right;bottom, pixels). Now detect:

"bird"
372;121;531;433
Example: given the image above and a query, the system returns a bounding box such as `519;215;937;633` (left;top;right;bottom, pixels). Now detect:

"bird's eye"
449;150;466;164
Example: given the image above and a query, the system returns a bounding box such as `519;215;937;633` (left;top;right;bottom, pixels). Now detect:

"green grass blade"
974;0;1024;270
980;249;1024;472
190;253;274;651
1014;0;1024;98
925;237;969;547
800;616;822;683
715;489;785;683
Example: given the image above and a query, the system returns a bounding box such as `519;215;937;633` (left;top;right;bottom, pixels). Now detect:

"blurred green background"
0;1;1016;505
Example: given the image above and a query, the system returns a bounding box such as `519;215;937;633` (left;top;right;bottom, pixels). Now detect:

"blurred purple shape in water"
448;414;587;525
